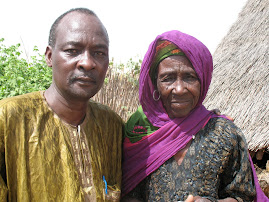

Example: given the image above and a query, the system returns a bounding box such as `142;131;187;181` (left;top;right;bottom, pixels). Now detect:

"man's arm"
0;108;8;201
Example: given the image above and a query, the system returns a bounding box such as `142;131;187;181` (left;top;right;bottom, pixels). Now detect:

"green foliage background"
0;38;52;99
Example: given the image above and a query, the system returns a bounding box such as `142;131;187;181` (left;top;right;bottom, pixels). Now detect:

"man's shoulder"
0;91;44;112
87;100;123;123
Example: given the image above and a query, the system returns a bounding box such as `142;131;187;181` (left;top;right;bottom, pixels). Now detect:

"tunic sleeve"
218;120;256;201
0;106;8;201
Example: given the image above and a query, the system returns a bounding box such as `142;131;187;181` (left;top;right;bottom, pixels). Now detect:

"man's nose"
77;51;96;71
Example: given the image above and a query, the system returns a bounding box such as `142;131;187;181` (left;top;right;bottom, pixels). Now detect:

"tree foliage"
0;38;52;99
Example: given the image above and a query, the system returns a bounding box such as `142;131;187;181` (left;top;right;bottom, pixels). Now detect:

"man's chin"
69;89;98;101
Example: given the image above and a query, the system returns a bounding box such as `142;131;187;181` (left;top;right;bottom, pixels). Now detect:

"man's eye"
94;51;106;56
65;49;79;54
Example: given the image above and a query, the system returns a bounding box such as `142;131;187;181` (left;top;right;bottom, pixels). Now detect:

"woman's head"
139;30;213;126
149;40;201;118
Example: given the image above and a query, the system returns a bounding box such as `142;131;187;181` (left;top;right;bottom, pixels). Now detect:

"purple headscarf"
139;30;213;127
122;30;267;201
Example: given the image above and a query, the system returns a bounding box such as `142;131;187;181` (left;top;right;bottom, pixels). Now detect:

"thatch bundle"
92;67;140;122
204;0;269;152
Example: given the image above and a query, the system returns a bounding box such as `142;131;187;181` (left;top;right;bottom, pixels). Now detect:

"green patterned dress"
126;118;256;202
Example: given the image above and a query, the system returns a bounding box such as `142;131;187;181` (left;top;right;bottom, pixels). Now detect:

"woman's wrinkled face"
156;55;201;118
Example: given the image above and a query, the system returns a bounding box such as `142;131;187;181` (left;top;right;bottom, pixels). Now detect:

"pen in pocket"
103;176;108;195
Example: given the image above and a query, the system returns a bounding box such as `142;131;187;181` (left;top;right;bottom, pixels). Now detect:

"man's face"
46;12;109;101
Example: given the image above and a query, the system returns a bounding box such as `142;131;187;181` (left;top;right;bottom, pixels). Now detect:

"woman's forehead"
158;56;195;73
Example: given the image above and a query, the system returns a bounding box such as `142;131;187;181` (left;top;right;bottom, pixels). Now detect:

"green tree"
0;38;52;99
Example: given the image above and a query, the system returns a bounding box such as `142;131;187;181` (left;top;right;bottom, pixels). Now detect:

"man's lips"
74;76;96;85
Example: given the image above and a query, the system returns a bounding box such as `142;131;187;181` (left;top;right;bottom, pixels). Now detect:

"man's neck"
44;85;88;126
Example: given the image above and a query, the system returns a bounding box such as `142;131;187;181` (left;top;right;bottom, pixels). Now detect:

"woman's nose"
172;79;185;95
77;51;96;71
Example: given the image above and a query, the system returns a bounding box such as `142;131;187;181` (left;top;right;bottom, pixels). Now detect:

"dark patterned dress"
126;118;256;202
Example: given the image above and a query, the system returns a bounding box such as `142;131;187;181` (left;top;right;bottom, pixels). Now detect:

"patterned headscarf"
149;40;185;86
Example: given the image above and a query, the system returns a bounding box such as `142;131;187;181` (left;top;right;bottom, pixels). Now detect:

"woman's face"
156;55;201;118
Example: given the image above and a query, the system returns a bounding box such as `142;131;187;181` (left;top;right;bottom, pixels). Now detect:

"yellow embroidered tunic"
0;91;123;201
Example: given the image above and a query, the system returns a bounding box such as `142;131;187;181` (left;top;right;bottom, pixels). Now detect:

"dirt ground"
255;164;269;198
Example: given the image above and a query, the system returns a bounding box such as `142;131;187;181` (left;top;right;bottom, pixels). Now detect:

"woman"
122;30;267;201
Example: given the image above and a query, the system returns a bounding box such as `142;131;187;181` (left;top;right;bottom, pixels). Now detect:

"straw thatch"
204;0;269;152
92;67;140;122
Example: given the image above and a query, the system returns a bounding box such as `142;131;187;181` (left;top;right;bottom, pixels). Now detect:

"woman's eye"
185;74;199;82
161;76;173;82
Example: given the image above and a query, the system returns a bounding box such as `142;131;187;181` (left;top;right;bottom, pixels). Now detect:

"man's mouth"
74;76;96;85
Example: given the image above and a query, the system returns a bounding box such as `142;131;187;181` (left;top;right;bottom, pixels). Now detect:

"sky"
1;0;247;63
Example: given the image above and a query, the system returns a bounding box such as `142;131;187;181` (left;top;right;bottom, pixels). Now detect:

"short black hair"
48;8;97;48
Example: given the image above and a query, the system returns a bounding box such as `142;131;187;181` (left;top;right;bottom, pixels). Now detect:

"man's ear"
45;46;53;67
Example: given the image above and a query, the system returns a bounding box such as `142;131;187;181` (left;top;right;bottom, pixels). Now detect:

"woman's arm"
185;195;237;202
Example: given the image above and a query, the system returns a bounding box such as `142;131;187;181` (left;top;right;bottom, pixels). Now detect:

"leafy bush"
0;38;52;99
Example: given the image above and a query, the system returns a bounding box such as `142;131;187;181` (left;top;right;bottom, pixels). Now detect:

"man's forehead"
59;12;97;29
63;34;109;48
55;12;108;45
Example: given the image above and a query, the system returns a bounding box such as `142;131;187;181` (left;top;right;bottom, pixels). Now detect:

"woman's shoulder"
207;117;243;135
201;117;247;148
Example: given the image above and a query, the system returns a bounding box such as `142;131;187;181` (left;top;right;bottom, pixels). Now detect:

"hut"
204;0;269;195
204;0;269;155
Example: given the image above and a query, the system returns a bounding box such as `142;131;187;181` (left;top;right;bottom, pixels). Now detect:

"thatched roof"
204;0;269;152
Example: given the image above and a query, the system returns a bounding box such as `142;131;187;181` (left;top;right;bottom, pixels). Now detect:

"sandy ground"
255;164;269;197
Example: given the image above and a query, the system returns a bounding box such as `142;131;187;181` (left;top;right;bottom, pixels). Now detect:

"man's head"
48;8;109;48
45;8;109;102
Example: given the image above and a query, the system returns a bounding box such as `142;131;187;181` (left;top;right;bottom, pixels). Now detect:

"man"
0;8;123;201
